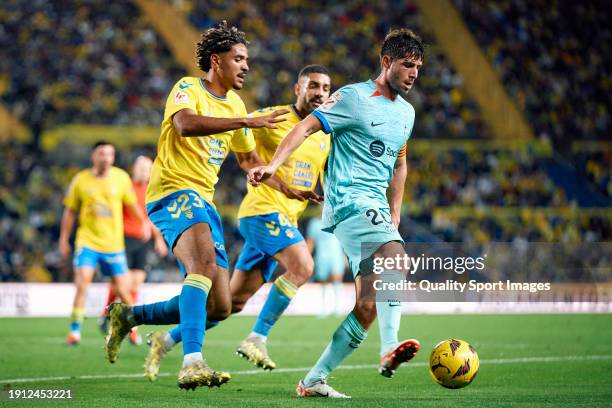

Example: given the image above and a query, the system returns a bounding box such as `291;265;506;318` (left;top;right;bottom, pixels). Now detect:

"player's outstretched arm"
248;114;323;185
387;154;407;227
236;151;322;203
173;108;289;137
58;207;76;259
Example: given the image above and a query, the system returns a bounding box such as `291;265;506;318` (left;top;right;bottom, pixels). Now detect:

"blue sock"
377;301;401;355
303;313;367;386
169;325;182;343
180;274;212;355
167;320;218;345
132;295;180;325
69;307;85;333
252;275;297;337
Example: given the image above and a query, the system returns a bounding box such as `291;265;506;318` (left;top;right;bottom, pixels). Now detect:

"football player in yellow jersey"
103;21;312;390
59;141;149;346
231;65;331;370
140;65;331;379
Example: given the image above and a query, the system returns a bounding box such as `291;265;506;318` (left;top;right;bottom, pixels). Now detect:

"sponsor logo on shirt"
369;140;401;158
369;140;385;157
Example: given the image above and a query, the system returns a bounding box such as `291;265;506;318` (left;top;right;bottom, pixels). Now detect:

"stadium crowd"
404;148;567;210
0;0;183;131
0;1;608;283
454;0;611;144
1;140;608;283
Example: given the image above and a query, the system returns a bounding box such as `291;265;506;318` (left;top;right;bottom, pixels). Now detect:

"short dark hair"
92;140;114;151
297;64;330;82
380;28;425;61
196;20;249;72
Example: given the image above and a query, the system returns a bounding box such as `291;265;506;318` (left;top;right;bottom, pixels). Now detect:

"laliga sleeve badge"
319;92;342;112
174;91;190;105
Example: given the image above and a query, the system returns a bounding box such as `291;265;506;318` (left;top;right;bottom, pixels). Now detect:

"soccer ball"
429;339;479;389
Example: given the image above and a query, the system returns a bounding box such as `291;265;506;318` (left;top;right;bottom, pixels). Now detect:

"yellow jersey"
63;167;136;253
146;77;255;205
238;104;330;225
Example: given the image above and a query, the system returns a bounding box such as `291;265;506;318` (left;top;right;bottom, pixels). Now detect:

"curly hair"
196;20;249;72
381;28;425;61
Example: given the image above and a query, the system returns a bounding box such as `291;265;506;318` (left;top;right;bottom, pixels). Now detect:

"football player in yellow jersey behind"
59;141;149;346
141;65;331;379
103;21;314;391
232;65;331;369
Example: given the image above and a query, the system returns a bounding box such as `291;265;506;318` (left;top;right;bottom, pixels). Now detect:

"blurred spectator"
573;150;611;198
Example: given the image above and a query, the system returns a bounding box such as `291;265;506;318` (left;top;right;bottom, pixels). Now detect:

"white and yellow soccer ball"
429;339;479;389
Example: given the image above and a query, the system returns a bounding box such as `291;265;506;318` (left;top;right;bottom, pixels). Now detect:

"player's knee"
287;257;314;284
182;257;217;278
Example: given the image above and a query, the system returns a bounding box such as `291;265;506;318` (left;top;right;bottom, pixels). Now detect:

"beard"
306;97;324;112
390;79;411;100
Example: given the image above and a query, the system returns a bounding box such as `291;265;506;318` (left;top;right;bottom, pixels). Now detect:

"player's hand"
289;189;323;204
245;109;289;129
247;165;275;186
154;236;168;258
391;212;401;228
59;240;71;260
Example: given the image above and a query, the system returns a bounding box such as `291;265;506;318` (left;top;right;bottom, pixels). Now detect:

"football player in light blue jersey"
306;216;346;317
249;28;424;398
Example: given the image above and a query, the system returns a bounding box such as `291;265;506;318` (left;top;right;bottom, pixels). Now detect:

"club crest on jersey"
319;92;343;112
174;91;189;105
178;80;193;89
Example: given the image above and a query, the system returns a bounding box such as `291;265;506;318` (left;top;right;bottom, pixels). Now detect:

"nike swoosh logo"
371;121;385;127
315;391;329;397
178;84;190;89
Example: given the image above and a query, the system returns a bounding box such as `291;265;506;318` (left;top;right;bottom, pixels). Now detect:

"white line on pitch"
1;354;611;384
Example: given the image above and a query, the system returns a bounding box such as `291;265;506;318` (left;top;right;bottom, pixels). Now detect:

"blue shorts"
332;208;403;277
146;190;228;274
73;247;128;277
235;213;304;282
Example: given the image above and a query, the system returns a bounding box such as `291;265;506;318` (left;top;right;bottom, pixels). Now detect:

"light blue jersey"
311;80;415;276
312;80;414;231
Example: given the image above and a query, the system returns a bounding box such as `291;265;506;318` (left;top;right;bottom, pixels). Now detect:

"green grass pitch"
1;314;611;407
